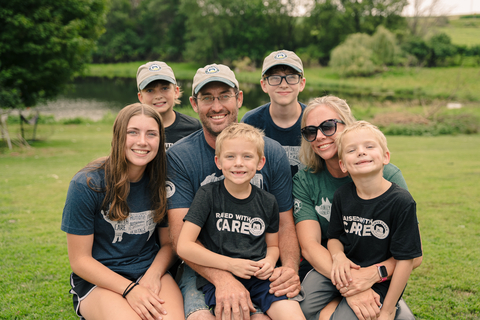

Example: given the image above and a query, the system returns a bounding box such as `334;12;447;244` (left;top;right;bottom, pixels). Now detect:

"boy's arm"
177;221;261;279
255;232;279;280
378;259;415;320
328;238;360;288
168;208;256;319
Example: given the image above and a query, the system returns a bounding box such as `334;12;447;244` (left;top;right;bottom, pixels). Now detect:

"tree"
0;0;108;108
299;0;407;65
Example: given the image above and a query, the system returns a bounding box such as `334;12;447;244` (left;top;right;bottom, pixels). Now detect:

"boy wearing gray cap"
137;61;202;149
242;50;307;177
166;63;301;320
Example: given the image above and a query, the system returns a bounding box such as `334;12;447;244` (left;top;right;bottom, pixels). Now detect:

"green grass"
439;17;480;47
1;123;479;319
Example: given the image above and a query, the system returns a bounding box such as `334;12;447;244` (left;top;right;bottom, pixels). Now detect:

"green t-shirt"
293;163;408;271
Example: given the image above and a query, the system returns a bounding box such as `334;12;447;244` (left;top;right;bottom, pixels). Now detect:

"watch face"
379;265;388;278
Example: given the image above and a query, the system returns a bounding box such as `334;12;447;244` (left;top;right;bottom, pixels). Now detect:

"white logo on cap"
149;64;161;72
206;66;220;74
274;53;287;60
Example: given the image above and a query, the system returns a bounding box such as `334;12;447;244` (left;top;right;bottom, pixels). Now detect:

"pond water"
36;77;332;121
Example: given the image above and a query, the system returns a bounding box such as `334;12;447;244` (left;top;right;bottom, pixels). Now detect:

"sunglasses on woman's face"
301;119;345;142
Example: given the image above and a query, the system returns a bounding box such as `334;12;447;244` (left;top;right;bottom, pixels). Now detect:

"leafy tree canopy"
0;0;108;108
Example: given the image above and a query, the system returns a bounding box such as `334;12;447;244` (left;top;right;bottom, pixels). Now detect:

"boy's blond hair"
337;121;389;161
215;123;265;159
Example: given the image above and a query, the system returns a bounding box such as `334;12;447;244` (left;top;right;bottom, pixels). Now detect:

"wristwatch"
376;264;388;283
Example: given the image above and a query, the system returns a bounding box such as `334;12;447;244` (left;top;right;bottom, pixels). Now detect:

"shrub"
371;26;400;65
329;42;377;77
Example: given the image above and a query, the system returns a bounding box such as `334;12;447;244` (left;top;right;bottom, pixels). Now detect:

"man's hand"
214;277;256;320
345;289;381;320
268;266;301;298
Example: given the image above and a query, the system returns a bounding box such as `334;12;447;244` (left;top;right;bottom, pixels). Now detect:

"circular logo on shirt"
294;198;302;214
166;181;175;198
249;218;265;236
371;220;389;239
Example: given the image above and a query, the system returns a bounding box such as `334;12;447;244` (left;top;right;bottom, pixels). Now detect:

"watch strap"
375;264;388;283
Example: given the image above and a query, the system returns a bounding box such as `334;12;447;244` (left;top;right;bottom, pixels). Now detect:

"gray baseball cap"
262;50;304;75
136;61;176;90
192;64;239;95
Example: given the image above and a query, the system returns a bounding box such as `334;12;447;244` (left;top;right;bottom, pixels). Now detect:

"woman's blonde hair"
299;95;356;173
85;103;167;223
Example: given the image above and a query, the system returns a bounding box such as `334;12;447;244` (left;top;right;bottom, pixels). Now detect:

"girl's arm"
255;232;279;280
66;233;166;319
177;221;262;279
328;238;360;288
139;226;177;295
378;259;415;320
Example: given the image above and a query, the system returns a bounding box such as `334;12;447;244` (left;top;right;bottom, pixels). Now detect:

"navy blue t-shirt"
242;102;307;176
61;166;166;276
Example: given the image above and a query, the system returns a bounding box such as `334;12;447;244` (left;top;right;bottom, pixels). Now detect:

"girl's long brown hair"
85;103;167;223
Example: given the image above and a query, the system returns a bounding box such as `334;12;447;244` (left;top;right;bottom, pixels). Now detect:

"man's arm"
268;208;301;298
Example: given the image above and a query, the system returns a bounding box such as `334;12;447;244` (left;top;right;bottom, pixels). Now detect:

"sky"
293;0;480;17
402;0;480;16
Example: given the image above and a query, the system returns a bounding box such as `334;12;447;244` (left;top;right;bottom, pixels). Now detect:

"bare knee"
187;309;215;320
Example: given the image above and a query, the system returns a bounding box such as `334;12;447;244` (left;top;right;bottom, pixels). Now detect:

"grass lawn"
0;123;479;319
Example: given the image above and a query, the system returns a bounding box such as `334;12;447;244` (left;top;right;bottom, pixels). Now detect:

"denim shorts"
177;263;262;319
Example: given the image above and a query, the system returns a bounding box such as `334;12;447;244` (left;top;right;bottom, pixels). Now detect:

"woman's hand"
125;283;167;320
139;268;163;296
228;258;261;279
331;252;360;288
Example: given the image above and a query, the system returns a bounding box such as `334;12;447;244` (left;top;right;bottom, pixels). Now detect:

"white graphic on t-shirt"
215;212;265;236
101;210;156;243
249;218;266;236
282;146;301;167
166;181;175;198
343;216;389;239
201;173;224;186
315;198;331;222
294;198;302;214
201;173;264;189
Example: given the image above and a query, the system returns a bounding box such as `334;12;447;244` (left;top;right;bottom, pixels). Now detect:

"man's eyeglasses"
194;93;238;106
264;74;302;86
301;119;345;142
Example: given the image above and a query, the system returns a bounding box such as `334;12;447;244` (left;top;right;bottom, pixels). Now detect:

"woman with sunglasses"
293;96;421;320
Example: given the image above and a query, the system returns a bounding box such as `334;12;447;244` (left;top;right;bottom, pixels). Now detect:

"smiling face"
190;82;243;144
125;114;160;181
215;137;266;189
338;128;390;177
260;67;305;108
138;80;180;115
305;104;345;162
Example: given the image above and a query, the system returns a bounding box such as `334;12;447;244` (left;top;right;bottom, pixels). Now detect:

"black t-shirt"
184;180;279;288
328;182;422;299
164;111;202;150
